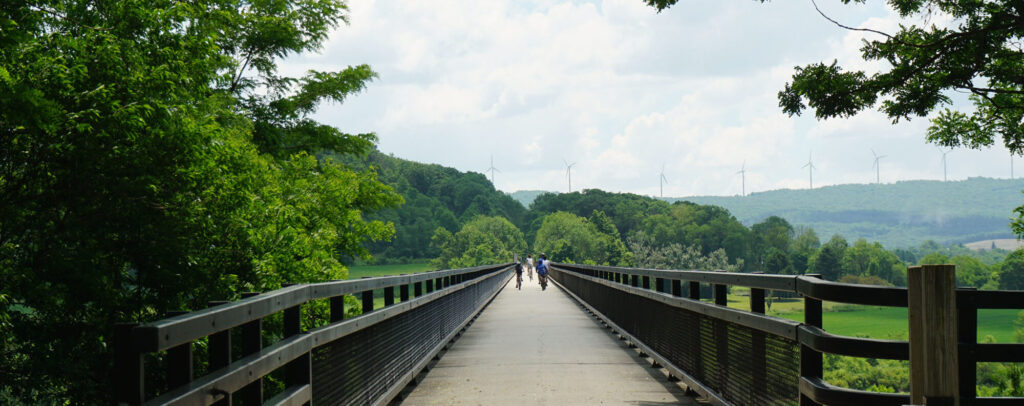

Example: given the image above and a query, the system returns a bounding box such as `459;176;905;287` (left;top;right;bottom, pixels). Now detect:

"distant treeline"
351;151;1024;291
678;178;1024;248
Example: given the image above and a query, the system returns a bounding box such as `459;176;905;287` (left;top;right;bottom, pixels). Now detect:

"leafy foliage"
533;211;633;266
529;189;672;243
628;232;742;272
431;216;527;269
680;178;1024;248
0;0;399;403
335;150;528;262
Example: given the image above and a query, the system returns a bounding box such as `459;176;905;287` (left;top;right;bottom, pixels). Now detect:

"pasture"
726;290;1020;342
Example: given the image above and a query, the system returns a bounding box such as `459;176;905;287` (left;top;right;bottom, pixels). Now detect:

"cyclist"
526;255;534;281
536;254;549;291
514;261;524;290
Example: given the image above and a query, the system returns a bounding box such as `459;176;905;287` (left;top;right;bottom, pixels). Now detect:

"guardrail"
550;263;1024;406
114;263;512;405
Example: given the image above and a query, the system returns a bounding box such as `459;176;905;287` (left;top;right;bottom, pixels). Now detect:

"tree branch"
229;50;253;94
810;0;898;41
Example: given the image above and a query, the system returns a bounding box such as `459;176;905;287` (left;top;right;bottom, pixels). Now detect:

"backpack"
537;260;548;275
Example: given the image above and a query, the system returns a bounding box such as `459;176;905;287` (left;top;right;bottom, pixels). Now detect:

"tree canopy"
335;150;528;262
431;216;527;269
533;211;633;266
0;0;399;402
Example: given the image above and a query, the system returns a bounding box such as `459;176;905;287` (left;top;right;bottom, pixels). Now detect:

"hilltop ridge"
670;178;1024;248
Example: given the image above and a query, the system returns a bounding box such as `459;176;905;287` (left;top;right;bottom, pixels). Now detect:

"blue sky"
283;0;1016;197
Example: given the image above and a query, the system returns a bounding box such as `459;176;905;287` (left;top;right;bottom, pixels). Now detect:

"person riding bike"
514;261;524;290
526;255;534;281
536;254;549;291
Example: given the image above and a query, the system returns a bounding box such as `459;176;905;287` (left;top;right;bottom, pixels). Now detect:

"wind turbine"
802;153;816;189
871;149;886;184
735;161;746;196
659;164;669;198
938;148;951;181
564;159;576;193
485;155;500;185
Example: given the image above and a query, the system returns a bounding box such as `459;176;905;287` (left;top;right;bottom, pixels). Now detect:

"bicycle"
538;273;548;290
515;272;523;290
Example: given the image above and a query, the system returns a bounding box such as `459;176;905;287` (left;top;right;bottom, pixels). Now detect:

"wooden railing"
551;263;1024;406
114;264;512;405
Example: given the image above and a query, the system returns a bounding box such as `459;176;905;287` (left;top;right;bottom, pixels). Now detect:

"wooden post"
400;281;410;302
330;295;345;323
238;292;263;405
208;301;232;406
801;274;823;406
113;323;144;406
361;290;374;314
165;311;193;390
908;265;959;406
958;289;978;405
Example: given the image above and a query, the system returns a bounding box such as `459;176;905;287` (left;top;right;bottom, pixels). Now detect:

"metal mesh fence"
310;270;509;405
555;270;800;406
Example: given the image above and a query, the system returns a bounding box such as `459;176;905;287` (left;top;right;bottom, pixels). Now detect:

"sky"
282;0;1017;197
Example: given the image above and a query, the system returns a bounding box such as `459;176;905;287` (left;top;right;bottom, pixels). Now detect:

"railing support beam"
908;265;959;406
801;274;822;406
239;292;263;406
114;323;144;406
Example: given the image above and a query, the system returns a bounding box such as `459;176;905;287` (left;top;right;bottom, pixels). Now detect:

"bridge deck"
400;275;696;405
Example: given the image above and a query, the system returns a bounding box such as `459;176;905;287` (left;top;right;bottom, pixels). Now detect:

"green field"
348;262;435;279
725;290;1021;342
346;262;436;309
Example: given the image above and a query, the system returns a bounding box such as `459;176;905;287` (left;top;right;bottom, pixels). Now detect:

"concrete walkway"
400;273;696;405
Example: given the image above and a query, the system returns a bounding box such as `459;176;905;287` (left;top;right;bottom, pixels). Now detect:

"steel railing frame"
114;263;512;406
551;262;1024;406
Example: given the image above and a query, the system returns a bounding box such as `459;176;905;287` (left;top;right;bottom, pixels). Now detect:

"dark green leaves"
0;0;397;403
779;61;876;119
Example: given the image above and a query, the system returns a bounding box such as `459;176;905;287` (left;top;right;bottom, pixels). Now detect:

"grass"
725;288;1021;342
347;262;435;279
346;262;436;309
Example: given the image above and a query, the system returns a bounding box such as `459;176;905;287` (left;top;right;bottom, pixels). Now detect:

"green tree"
432;216;527;269
950;255;992;288
841;239;907;286
790;227;821;274
639;202;752;268
752;216;794;253
628;231;743;272
999;250;1024;290
338;150;526;262
919;252;951;265
811;235;849;280
763;246;794;274
751;216;794;272
534;212;632;266
0;1;400;403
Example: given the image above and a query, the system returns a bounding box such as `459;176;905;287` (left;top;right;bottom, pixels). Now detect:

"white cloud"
288;0;1014;196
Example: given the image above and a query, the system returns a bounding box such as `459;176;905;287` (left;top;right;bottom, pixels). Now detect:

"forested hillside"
674;178;1024;248
332;150;528;262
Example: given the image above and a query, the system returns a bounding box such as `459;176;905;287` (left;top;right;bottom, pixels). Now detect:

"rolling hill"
671;178;1024;248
